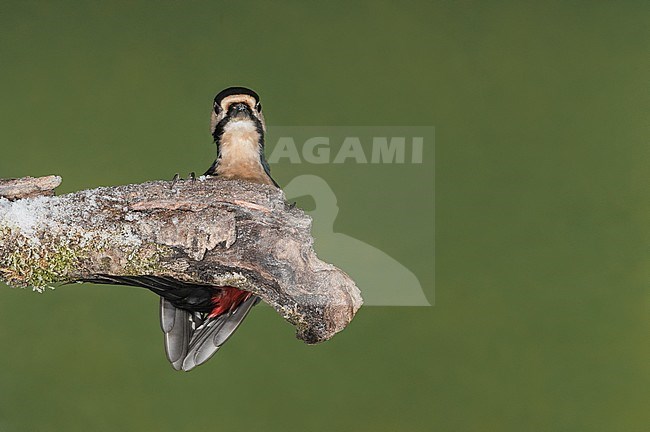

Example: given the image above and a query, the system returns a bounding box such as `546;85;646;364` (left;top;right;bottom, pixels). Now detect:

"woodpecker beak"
228;102;252;120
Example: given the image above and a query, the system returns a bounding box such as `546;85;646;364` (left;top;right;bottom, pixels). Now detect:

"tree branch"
0;175;362;344
0;175;62;200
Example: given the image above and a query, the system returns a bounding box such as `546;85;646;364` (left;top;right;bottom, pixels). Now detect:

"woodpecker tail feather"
160;298;191;370
80;275;260;371
180;294;259;371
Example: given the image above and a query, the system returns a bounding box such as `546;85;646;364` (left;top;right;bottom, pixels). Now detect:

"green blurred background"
0;1;647;431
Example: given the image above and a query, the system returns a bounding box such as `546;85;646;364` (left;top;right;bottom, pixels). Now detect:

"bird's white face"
210;94;266;136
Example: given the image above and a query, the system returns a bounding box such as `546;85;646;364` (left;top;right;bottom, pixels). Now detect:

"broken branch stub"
0;175;362;344
0;175;62;200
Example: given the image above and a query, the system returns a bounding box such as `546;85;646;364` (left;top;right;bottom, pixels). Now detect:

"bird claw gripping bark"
171;173;181;189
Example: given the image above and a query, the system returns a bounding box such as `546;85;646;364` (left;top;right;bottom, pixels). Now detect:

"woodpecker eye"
255;102;262;113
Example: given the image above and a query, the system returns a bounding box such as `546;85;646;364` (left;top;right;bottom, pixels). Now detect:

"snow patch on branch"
0;196;57;240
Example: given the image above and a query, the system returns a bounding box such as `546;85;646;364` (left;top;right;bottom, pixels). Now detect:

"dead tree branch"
0;175;362;344
0;175;62;200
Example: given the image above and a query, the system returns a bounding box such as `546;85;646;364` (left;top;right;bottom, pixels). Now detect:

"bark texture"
0;175;62;200
0;175;362;344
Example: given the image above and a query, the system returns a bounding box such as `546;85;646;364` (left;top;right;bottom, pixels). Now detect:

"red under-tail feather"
209;286;253;318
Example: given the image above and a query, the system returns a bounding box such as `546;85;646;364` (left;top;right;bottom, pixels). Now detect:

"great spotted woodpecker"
88;87;278;371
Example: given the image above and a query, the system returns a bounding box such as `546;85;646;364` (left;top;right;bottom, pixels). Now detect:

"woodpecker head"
205;86;277;186
210;86;266;144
